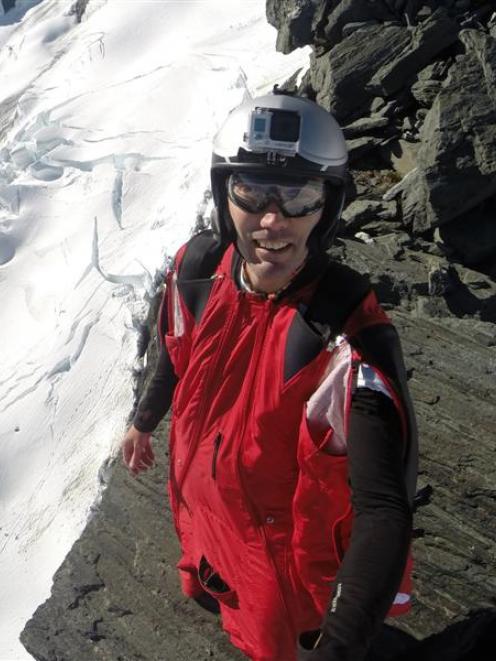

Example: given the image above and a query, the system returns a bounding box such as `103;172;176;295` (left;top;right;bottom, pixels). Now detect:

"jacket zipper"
211;433;222;480
233;302;296;632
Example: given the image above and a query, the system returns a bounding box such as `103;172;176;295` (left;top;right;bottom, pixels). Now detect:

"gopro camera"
245;108;300;157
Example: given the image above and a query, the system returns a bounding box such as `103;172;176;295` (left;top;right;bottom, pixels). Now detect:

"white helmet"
211;88;348;250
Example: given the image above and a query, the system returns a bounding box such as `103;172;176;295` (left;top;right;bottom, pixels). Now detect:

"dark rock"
348;164;403;200
310;0;340;55
437;205;496;265
279;67;304;94
381;139;420;177
402;29;496;233
296;66;316;99
311;23;410;121
411;78;442;107
416;108;428;122
411;60;452;107
371;97;386;113
311;9;458;122
338;237;496;322
428;263;454;296
365;8;459;97
459;3;495;30
358;218;404;236
377;89;416;119
383;167;419;201
347;135;387;162
341;20;379;38
399;610;496;661
402;115;415;132
265;0;318;53
342;115;390;138
321;0;395;47
342;199;398;231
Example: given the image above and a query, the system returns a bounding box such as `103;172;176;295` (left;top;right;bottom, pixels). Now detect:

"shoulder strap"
284;261;371;382
176;229;226;280
176;230;227;324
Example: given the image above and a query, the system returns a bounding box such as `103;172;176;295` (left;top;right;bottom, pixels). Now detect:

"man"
122;89;418;661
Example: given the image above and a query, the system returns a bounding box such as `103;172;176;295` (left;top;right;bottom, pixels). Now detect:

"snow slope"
0;1;309;658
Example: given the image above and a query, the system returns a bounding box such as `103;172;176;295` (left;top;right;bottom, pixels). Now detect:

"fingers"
122;430;155;477
122;440;133;466
129;443;148;475
141;440;155;466
131;447;154;474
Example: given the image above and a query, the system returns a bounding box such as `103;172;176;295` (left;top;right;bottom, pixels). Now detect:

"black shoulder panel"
284;262;370;382
306;261;371;338
177;230;226;324
177;230;225;281
285;308;326;383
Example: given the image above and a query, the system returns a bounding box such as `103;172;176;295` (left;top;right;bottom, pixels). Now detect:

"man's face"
227;197;322;293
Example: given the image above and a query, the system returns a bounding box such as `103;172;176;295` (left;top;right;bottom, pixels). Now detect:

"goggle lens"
227;173;326;218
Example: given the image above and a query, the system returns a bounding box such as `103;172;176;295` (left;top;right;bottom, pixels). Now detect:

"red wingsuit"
162;240;416;661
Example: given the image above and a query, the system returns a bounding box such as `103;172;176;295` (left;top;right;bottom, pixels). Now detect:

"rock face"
403;29;496;232
292;0;496;271
265;0;319;53
21;1;496;659
308;7;462;120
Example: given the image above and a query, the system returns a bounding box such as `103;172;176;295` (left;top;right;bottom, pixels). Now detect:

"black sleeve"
299;388;412;661
132;294;178;433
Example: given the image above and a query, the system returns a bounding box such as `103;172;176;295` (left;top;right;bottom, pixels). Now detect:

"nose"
259;202;288;230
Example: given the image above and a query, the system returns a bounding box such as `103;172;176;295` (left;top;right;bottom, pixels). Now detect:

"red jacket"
163;240;416;661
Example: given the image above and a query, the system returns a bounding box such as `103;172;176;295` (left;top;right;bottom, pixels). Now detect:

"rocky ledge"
22;1;496;660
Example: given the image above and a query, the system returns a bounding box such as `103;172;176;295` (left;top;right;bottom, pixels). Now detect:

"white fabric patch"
306;340;393;454
306;338;352;455
172;272;184;337
356;363;392;399
393;592;411;605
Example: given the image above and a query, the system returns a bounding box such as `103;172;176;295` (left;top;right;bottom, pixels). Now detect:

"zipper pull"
211;433;222;480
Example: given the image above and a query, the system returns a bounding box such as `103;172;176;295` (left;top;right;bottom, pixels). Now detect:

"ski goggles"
227;173;326;218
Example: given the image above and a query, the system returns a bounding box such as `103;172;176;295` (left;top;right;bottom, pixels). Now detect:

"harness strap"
176;230;226;324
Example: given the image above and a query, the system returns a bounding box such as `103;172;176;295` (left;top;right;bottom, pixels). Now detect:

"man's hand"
122;425;155;476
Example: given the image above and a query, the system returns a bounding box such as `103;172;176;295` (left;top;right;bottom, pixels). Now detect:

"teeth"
256;240;290;250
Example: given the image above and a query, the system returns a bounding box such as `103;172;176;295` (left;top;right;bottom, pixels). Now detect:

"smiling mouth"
254;239;291;252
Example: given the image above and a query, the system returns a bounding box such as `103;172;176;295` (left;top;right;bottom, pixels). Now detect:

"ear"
210;207;221;237
211;202;238;246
